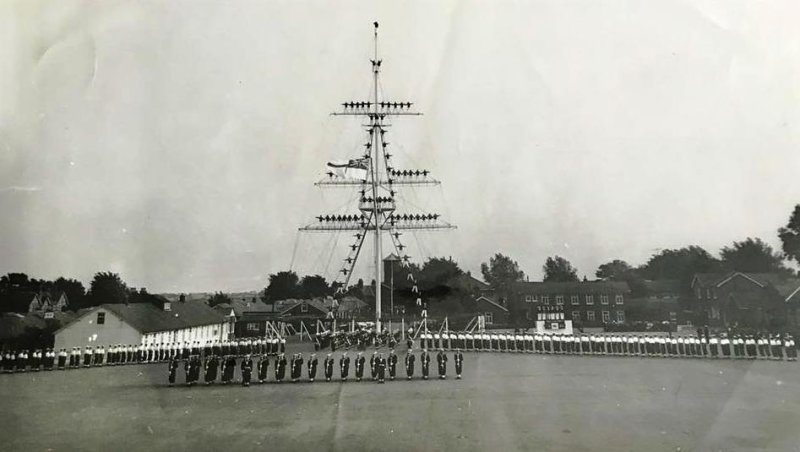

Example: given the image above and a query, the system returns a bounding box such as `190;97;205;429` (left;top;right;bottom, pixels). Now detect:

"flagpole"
372;21;383;333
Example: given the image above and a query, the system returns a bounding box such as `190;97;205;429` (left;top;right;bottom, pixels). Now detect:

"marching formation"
1;338;287;374
170;348;464;387
416;331;798;361
3;330;795;376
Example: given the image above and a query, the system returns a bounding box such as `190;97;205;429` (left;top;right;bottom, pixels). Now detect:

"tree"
639;246;721;285
418;257;463;289
779;204;800;266
720;237;788;274
481;253;525;291
263;271;300;302
595;260;633;281
543;256;579;282
208;292;232;308
52;277;85;309
87;272;128;307
299;275;331;298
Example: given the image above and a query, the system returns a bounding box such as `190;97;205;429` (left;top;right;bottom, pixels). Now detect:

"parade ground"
1;349;799;452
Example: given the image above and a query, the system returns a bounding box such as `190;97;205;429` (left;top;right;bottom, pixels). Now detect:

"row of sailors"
1;339;289;373
417;332;798;361
169;349;464;386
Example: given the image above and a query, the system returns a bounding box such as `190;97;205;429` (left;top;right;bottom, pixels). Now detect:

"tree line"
0;271;165;314
3;205;800;315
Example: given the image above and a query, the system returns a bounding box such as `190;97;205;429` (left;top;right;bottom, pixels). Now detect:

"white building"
54;299;230;350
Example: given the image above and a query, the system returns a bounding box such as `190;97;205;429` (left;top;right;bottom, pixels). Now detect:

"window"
526;310;532;320
485;312;494;325
301;303;309;313
541;295;550;305
246;323;260;332
615;295;623;305
586;311;595;321
669;311;677;323
96;312;105;325
585;295;594;305
44;311;54;319
572;311;581;321
525;295;532;303
600;295;609;305
616;311;625;323
556;295;564;305
710;307;720;320
571;295;579;305
706;288;711;299
602;311;610;323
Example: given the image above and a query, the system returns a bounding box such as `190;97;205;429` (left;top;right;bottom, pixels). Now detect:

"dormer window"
163;302;171;312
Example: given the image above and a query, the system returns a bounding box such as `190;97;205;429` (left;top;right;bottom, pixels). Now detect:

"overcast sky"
1;1;799;293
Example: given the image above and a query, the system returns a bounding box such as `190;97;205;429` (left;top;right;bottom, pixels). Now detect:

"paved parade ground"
1;350;799;452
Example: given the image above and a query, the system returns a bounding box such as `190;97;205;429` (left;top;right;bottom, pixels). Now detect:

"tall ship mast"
299;22;455;331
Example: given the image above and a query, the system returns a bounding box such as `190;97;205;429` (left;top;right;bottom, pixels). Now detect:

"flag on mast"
327;158;369;180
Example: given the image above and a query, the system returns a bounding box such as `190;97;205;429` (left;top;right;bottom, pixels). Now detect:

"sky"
1;0;799;293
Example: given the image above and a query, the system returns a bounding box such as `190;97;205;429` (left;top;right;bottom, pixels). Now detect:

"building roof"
57;301;225;335
692;272;792;289
214;298;274;317
475;295;509;312
514;280;631;295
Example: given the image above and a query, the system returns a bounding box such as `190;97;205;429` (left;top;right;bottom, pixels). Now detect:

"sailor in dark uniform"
355;352;365;381
257;355;269;383
240;355;253;386
165;356;178;386
183;357;193;386
454;349;464;379
437;349;448;379
83;346;92;368
293;353;305;382
44;349;55;370
387;350;398;381
785;335;797;361
339;352;350;382
771;335;783;360
307;353;318;382
57;348;67;370
16;351;26;372
4;351;15;373
405;350;415;380
376;353;386;383
323;353;334;382
275;353;287;382
204;354;219;384
420;349;430;380
370;351;378;381
289;354;298;382
30;349;41;371
222;354;237;384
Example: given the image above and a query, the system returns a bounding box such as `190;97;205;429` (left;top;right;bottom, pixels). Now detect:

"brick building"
513;281;631;328
691;272;800;330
